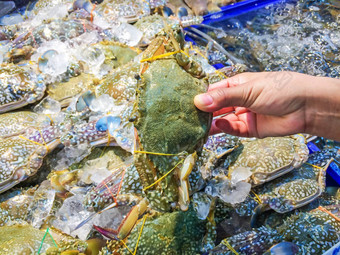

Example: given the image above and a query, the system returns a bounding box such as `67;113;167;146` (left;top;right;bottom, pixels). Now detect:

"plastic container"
202;0;289;25
308;142;340;186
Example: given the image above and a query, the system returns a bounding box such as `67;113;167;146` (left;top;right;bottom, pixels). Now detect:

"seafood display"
0;0;339;255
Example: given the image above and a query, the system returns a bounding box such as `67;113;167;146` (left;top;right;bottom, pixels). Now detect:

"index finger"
208;72;258;91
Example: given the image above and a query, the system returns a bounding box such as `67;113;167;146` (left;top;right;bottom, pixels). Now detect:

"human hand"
194;71;313;138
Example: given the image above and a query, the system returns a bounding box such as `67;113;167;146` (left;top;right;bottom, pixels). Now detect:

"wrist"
305;76;340;140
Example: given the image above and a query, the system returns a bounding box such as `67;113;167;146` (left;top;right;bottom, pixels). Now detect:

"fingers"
195;84;256;112
209;119;223;135
208;72;258;91
212;107;235;117
211;111;258;137
196;73;262;112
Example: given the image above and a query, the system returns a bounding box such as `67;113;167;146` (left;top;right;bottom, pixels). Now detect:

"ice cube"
33;97;61;115
93;15;111;30
205;177;251;205
93;205;131;230
52;194;93;240
72;31;101;46
54;143;92;170
230;167;252;185
112;23;143;46
192;192;212;220
81;167;112;185
27;181;56;228
76;46;105;76
89;94;115;113
32;40;70;78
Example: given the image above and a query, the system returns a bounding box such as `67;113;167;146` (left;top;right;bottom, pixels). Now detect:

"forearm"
305;76;340;141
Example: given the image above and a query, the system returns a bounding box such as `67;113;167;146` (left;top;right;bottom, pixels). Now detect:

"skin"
194;72;340;141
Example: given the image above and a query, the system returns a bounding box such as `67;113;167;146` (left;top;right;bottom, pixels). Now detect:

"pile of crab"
0;0;339;254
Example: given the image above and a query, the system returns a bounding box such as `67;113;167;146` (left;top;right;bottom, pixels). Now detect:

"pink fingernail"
195;94;213;106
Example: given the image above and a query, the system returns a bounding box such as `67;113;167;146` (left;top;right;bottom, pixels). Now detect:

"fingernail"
195;94;213;106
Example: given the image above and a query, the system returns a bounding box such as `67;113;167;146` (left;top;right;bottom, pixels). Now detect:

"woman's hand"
194;71;340;140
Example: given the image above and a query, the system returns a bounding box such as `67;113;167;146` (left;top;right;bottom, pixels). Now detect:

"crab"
134;14;203;46
0;123;68;193
0;111;51;138
100;207;207;255
0;187;37;226
95;61;140;103
196;133;241;180
132;32;212;211
224;135;309;186
94;41;139;70
248;148;339;229
208;226;283;255
210;203;340;254
184;0;209;16
276;205;340;254
0;63;46;113
32;0;73;14
47;73;96;108
0;223;103;254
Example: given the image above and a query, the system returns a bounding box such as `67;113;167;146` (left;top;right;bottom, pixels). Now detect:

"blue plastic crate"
308;142;340;187
202;0;288;25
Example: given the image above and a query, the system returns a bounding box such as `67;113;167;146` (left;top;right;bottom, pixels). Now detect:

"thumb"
194;83;255;112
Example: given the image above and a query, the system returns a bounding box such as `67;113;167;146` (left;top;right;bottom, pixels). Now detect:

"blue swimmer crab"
0;223;104;254
277;205;340;254
224;136;309;186
250;147;338;222
210;203;340;254
0;111;51;138
100;207;207;255
0;124;68;193
134;14;203;46
0;63;45;112
133;33;212;211
0;187;36;226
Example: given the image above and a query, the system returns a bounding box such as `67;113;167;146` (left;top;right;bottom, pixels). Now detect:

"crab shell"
0;125;64;193
0;111;51;138
105;208;207;255
95;61;140;103
135;58;212;171
250;148;337;225
95;41;139;70
277;208;340;254
132;43;212;211
227;135;309;186
209;226;282;255
0;63;45;113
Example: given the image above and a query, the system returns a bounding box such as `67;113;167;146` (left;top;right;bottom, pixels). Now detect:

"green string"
37;227;58;254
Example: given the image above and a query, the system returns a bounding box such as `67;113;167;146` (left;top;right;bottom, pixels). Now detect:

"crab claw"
263;242;299;255
178;152;197;211
250;203;270;228
75;91;96;112
94;198;148;240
